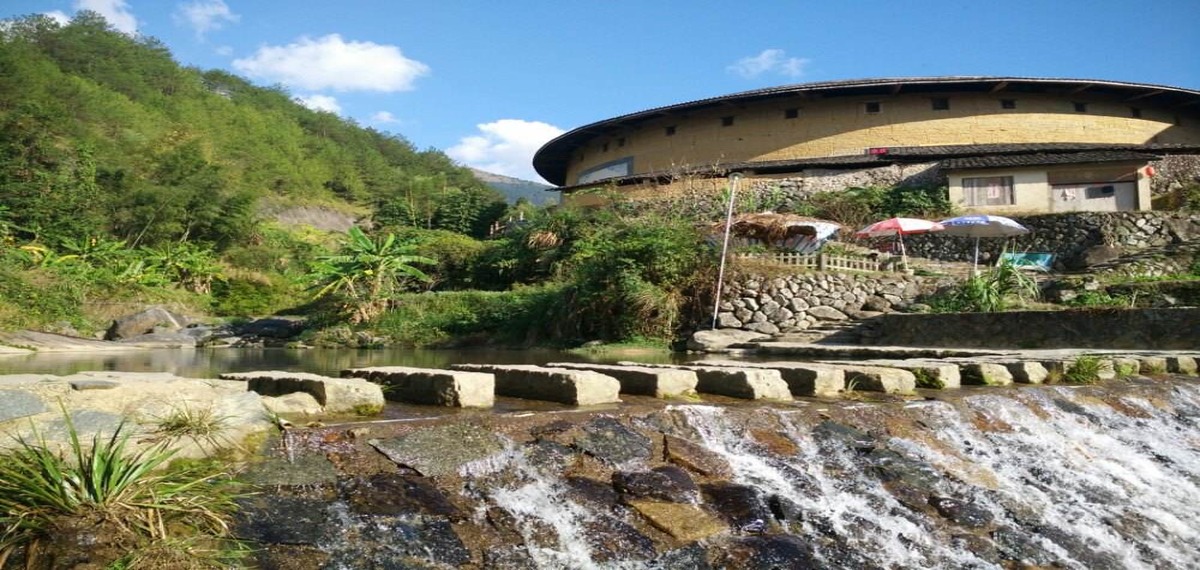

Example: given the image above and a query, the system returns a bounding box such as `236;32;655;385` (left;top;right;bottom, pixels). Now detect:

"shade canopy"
713;212;841;253
937;214;1030;272
855;217;945;238
937;215;1029;238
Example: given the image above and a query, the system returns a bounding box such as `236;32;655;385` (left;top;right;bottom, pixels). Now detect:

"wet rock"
626;500;727;541
574;416;652;466
241;453;339;487
991;526;1061;567
814;420;876;452
928;496;994;528
866;447;943;491
341;473;464;520
650;543;713;570
249;544;330;570
664;434;734;478
322;514;471;569
767;494;805;524
701;482;771;528
234;316;306;339
0;389;46;422
523;439;574;471
710;535;816;570
235;495;333;545
564;476;621;509
612;466;697;503
370;423;506;476
583;515;657;563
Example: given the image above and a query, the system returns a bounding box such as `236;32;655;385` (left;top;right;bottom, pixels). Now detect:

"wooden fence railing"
733;252;892;273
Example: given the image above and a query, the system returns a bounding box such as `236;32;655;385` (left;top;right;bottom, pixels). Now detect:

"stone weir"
236;375;1200;569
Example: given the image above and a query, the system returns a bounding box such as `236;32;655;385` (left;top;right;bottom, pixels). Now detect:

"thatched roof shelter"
710;212;841;253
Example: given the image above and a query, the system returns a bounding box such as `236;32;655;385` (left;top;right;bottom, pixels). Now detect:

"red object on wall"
1144;165;1156;177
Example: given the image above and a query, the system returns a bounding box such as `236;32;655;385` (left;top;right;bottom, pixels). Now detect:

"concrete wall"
565;92;1200;186
859;308;1200;350
946;162;1152;214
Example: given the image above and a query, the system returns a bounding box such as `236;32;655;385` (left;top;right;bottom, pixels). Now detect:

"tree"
310;227;436;323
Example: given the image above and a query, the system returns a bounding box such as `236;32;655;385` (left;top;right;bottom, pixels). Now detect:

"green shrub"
1063;356;1103;384
371;284;570;347
0;413;243;567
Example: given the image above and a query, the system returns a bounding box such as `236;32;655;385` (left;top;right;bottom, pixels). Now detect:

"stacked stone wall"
903;211;1200;270
715;272;952;335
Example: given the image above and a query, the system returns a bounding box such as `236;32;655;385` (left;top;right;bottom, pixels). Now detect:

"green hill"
471;168;558;205
0;11;507;248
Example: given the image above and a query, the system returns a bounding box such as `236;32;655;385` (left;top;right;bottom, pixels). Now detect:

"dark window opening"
601;142;609;152
931;97;950;111
784;108;799;119
1073;102;1088;113
665;125;676;136
865;102;881;114
721;116;735;127
1000;99;1016;109
617;137;626;147
1130;107;1142;118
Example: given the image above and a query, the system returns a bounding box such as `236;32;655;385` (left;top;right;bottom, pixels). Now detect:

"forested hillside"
0;11;507;249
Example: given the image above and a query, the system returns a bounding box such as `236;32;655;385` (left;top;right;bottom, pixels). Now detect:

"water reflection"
0;346;697;377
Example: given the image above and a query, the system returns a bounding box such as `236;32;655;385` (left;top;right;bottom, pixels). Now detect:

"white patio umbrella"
937;214;1030;271
855;217;945;271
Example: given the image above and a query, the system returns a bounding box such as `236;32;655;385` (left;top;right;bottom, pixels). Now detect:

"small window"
963;176;1015;206
1130;107;1142;118
665;125;676;136
784;108;800;119
1000;99;1016;109
617;137;626;147
864;101;881;114
721;116;735;127
1175;115;1182;126
601;142;609;152
931;97;950;111
1073;102;1088;113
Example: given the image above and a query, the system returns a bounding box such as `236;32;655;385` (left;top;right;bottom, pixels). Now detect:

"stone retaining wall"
904;211;1200;270
859;307;1200;350
716;272;952;335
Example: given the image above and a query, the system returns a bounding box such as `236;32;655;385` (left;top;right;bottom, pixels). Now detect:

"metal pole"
712;173;742;329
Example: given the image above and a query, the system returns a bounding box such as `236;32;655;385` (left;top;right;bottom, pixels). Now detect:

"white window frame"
963;176;1015;206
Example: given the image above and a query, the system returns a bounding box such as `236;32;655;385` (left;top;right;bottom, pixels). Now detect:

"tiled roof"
941;150;1161;170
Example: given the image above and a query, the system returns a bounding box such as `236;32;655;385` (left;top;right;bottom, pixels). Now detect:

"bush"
0;414;243;567
371;284;570;347
1063;356;1103;384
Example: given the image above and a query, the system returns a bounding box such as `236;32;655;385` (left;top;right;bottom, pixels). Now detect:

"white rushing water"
446;383;1200;569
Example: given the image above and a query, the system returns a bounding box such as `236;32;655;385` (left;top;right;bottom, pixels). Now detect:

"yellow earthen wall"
566;92;1200;185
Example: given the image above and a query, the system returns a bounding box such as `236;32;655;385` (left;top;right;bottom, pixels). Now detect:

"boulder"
451;365;620;406
545;363;697;398
1001;361;1050;384
104;307;188;340
960;363;1014;386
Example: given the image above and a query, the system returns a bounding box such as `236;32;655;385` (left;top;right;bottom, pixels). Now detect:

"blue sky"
3;1;1199;183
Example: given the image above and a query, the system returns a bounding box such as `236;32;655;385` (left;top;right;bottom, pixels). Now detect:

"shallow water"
0;346;696;377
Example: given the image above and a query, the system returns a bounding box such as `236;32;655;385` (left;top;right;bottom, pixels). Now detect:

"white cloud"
44;10;71;25
448;119;565;182
728;49;810;79
371;111;400;124
214;45;233;56
75;0;138;34
295;94;341;113
233;34;430;92
174;0;239;39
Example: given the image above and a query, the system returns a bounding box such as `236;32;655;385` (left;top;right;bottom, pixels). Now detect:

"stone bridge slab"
450;364;620;406
343;366;494;408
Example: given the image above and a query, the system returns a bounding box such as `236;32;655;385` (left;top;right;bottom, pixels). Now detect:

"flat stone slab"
0;389;47;422
698;360;844;397
835;365;917;394
999;361;1049;384
829;359;960;390
544;362;697;398
450;364;620;406
369;423;506;477
670;365;792;401
959;363;1014;386
221;371;384;415
343;366;495;408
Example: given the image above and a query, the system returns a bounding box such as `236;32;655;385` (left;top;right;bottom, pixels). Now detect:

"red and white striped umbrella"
855;217;944;271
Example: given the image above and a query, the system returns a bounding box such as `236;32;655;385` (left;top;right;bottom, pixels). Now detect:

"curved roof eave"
532;76;1200;186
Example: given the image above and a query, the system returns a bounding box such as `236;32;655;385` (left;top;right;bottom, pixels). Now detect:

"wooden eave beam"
1069;83;1094;95
989;81;1009;93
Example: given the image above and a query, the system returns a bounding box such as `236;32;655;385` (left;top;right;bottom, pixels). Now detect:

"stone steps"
224;351;1200;412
